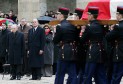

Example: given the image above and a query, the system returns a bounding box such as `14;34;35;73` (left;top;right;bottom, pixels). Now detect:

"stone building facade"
0;0;90;22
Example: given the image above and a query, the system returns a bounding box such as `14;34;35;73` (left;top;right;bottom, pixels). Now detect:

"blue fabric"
55;60;77;84
82;62;108;84
111;62;123;84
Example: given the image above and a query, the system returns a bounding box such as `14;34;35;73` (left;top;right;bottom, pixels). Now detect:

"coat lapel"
33;27;40;40
14;31;20;41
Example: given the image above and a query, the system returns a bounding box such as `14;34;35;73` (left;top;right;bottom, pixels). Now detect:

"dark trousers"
82;62;108;84
53;63;57;75
10;64;22;78
55;60;77;84
31;67;41;79
0;57;5;73
77;62;85;84
111;62;123;84
22;50;31;75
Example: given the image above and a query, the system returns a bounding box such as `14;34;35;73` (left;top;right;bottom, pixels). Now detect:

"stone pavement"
0;74;123;84
0;74;67;84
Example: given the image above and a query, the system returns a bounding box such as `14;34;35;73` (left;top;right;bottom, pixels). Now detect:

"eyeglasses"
45;28;49;29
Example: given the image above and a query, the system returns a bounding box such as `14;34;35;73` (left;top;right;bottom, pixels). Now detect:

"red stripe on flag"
81;0;111;20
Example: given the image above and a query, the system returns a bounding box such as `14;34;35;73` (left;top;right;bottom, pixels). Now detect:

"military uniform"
54;7;79;84
73;8;87;84
81;7;108;84
106;6;123;84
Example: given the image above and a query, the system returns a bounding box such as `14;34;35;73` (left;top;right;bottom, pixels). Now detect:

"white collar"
34;26;38;30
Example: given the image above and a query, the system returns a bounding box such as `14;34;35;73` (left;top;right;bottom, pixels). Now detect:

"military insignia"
57;24;61;26
77;26;80;29
115;24;119;26
87;24;90;26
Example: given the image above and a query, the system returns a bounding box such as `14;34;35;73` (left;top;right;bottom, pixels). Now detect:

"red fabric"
75;8;84;12
81;0;111;20
0;20;6;23
45;29;51;35
0;20;6;26
59;7;69;11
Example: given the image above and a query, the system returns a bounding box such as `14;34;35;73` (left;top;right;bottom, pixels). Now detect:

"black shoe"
17;76;21;80
26;74;31;77
37;77;41;80
29;78;36;80
10;77;16;80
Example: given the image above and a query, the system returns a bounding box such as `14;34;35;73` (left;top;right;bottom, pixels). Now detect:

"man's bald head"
32;18;39;27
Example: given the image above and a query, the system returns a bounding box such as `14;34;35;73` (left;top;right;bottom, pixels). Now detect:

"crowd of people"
0;10;17;23
0;5;123;84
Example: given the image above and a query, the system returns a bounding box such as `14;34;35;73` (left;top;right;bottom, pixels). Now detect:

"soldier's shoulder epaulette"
87;24;90;26
57;24;61;26
115;24;119;26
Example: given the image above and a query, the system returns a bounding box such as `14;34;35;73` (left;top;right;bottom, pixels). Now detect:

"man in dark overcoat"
7;24;25;80
0;23;10;73
28;19;45;80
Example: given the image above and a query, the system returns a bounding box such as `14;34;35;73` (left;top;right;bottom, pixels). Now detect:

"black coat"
7;31;25;64
0;29;10;58
28;27;45;68
80;20;106;63
53;19;79;61
106;20;123;62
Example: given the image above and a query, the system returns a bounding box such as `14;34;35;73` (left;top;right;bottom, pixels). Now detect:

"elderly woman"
42;24;54;77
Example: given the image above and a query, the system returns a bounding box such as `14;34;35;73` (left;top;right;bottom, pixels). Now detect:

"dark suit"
0;29;10;72
7;31;25;78
106;20;123;84
28;26;45;79
54;19;79;84
81;20;108;84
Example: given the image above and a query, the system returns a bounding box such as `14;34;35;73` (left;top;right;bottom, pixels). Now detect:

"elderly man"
18;18;32;76
28;19;45;80
7;24;25;80
0;23;10;73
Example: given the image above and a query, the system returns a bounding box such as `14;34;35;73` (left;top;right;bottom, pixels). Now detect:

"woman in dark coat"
42;25;54;77
7;24;25;80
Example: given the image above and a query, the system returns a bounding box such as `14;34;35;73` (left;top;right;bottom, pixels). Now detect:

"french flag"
81;0;123;20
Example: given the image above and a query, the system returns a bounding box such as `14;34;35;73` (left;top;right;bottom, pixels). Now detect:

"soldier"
72;8;87;84
80;6;108;84
54;7;79;84
106;6;123;84
7;24;25;80
18;18;32;76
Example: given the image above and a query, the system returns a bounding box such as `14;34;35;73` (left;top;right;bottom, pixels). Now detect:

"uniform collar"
118;19;123;23
60;19;67;23
89;20;98;24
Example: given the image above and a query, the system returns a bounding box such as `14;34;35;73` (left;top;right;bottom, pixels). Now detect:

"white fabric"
110;0;123;19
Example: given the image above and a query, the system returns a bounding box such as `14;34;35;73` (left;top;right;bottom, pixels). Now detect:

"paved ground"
0;74;67;84
0;74;123;84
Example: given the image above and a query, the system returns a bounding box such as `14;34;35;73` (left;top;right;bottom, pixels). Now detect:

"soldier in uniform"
80;6;108;84
106;6;123;84
72;8;87;84
53;7;79;84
